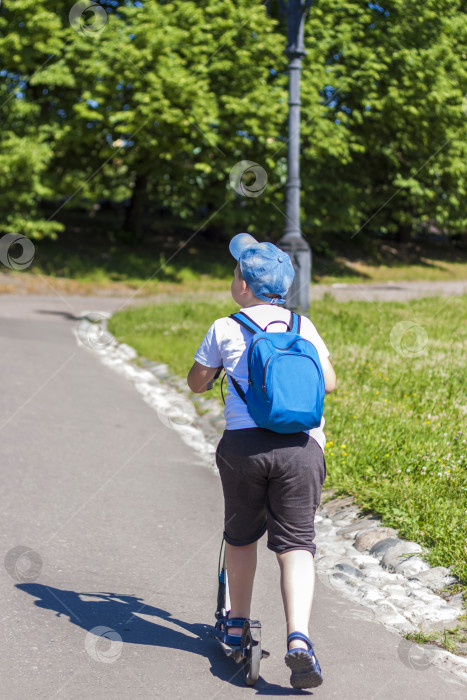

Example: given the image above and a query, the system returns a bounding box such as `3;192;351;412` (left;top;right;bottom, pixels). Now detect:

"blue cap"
229;233;295;304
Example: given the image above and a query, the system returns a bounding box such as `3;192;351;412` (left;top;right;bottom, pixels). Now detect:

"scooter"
213;538;269;686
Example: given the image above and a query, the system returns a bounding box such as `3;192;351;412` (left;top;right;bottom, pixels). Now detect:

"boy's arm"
321;356;337;394
187;361;223;394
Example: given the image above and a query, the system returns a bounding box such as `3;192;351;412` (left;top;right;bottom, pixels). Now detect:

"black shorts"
215;428;326;556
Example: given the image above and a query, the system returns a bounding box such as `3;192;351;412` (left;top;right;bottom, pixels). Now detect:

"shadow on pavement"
35;310;85;320
34;310;97;321
16;584;309;695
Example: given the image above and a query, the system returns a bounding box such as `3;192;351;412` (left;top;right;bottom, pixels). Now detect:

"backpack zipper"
261;355;272;391
247;337;266;372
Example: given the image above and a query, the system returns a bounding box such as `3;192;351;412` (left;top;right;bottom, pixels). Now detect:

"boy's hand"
187;362;223;393
206;366;223;391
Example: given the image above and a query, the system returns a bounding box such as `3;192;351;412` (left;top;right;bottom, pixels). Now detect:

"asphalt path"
1;293;466;699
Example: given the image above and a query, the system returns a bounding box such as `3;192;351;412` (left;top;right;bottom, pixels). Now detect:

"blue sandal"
214;615;247;647
284;632;323;689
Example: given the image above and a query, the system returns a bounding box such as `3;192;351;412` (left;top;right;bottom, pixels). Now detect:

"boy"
187;233;336;689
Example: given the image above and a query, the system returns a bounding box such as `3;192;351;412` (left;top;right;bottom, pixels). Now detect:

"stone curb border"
73;312;467;683
314;498;463;631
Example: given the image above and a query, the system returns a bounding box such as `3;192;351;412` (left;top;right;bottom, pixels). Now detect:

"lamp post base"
277;235;311;314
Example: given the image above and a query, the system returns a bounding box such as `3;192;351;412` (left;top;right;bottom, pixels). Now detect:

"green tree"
21;0;290;238
63;0;291;238
0;0;465;244
0;0;65;239
300;0;467;240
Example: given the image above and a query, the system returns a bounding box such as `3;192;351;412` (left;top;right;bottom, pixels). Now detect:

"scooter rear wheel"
242;621;261;686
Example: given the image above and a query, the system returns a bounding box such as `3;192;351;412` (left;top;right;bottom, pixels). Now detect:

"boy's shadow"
16;584;307;694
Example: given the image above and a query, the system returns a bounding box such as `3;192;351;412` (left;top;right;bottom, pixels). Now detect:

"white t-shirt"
194;304;330;451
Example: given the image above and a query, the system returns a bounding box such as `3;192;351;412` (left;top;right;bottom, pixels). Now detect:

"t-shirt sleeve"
194;321;223;368
300;316;330;362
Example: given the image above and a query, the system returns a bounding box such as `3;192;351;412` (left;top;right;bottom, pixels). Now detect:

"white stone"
355;528;399;552
381;542;423;571
394;557;430;577
328;573;351;588
333;563;363;580
363;567;395;583
405;602;458;625
408;588;434;600
409;566;458;591
325;544;348;557
358;563;382;575
359;587;384;603
315;525;337;537
378;610;410;628
134;369;157;383
384;584;407;595
117;343;137;360
406;580;424;590
315;555;344;569
347;554;378;568
387;597;412;609
446;593;464;611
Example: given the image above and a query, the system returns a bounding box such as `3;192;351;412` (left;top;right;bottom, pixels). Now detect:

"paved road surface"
1;293;466;699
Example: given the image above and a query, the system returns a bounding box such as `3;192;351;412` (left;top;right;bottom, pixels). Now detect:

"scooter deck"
215;636;270;662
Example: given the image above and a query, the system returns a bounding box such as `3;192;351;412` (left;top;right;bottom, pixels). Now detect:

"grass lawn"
28;250;467;291
316;258;467;284
108;295;467;594
12;225;466;295
4;258;466;296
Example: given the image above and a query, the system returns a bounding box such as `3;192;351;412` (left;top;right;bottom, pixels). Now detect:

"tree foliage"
0;0;465;242
303;0;467;240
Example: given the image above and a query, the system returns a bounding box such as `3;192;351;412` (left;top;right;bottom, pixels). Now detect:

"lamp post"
277;0;311;314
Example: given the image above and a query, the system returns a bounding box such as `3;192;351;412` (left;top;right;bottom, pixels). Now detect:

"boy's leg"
216;430;269;636
266;436;325;653
276;549;316;650
225;541;257;635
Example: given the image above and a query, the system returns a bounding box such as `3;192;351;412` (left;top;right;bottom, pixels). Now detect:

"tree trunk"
396;223;413;244
124;173;148;238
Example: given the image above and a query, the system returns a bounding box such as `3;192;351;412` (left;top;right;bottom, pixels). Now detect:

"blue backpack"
226;311;325;434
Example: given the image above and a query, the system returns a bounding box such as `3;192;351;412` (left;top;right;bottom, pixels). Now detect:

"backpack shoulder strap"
229;375;247;404
230;311;264;334
228;312;261;405
288;311;301;334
